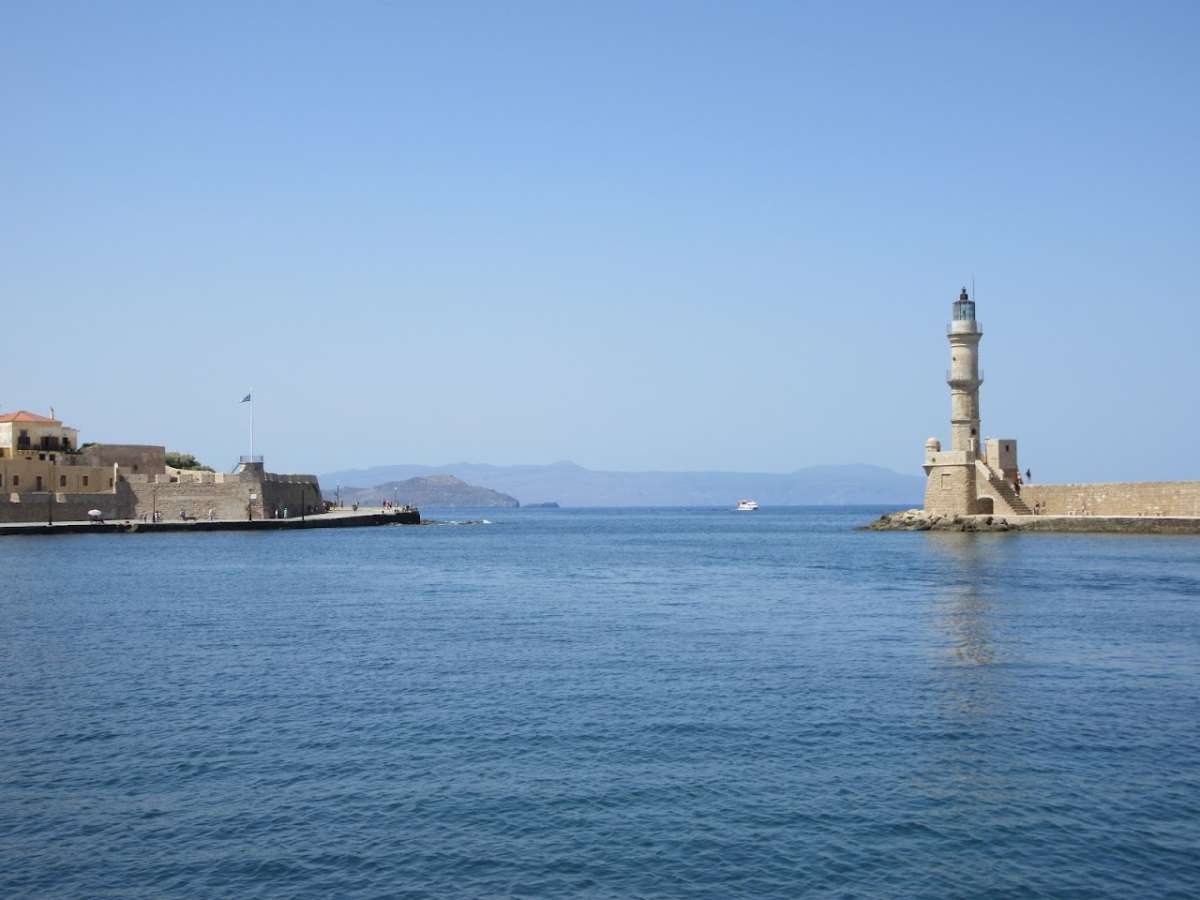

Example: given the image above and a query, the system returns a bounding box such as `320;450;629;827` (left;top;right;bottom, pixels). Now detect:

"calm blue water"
2;507;1198;898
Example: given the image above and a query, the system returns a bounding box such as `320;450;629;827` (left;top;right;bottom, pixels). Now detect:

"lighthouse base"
922;457;979;517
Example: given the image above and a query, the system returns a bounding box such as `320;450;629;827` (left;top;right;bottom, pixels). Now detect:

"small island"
331;475;520;509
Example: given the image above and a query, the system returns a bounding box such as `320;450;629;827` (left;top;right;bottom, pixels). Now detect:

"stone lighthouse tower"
947;287;983;455
922;288;982;515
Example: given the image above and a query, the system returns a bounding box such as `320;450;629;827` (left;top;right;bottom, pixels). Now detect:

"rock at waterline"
865;509;1014;532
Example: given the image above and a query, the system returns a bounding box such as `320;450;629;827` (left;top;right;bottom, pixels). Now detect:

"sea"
2;507;1198;898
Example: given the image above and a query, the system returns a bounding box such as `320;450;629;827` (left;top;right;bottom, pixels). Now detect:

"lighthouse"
947;287;983;455
922;287;983;515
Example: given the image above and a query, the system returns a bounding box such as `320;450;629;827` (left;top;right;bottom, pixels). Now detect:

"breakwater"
0;509;419;537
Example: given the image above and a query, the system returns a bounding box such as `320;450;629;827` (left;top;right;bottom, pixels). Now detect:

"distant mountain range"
320;461;923;507
327;475;519;508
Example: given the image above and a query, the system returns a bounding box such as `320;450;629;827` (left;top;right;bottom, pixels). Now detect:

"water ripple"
1;509;1198;897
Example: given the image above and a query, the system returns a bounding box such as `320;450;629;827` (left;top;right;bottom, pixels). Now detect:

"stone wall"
260;475;323;519
974;464;1025;516
78;444;166;475
124;470;323;521
1022;482;1200;517
0;467;324;523
923;463;977;515
0;487;133;523
125;477;259;521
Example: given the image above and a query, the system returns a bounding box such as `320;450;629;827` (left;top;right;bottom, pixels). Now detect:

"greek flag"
241;393;252;403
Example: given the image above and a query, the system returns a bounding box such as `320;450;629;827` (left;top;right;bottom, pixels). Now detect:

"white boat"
736;499;759;511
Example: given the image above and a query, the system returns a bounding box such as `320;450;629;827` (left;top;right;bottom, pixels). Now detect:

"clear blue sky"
3;2;1197;482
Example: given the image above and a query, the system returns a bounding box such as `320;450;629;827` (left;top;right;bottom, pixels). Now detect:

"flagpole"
250;390;255;461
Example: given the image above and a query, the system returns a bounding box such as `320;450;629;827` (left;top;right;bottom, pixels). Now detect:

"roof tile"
0;410;61;423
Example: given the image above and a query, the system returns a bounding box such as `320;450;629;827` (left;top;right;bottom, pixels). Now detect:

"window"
108;478;114;487
82;475;89;487
60;475;67;487
11;476;18;487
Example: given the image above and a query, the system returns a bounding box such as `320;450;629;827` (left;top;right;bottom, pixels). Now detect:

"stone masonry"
921;287;1199;519
1;458;322;524
1022;482;1200;518
124;462;321;522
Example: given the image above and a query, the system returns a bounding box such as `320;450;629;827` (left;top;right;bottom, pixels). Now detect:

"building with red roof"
0;410;78;456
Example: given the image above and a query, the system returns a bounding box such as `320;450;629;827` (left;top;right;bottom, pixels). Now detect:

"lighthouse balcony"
948;320;982;335
946;369;984;387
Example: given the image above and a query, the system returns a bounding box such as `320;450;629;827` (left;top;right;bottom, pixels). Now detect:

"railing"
238;455;264;464
13;440;72;452
10;446;76;458
947;321;982;334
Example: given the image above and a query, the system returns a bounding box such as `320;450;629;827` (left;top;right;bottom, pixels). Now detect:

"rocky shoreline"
864;509;1016;532
865;509;1200;535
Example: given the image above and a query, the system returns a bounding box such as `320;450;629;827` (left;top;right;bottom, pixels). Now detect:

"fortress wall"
1022;482;1200;517
126;477;262;521
260;476;323;518
167;470;230;484
124;472;324;520
0;471;325;523
78;444;166;474
0;488;133;523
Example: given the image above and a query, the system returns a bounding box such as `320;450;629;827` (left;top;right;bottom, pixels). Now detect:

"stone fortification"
0;407;324;524
124;465;321;521
260;471;323;519
78;444;166;474
922;447;976;515
0;487;133;524
125;475;251;521
0;463;322;523
1022;482;1200;518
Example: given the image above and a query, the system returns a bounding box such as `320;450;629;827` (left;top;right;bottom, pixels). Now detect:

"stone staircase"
975;460;1032;515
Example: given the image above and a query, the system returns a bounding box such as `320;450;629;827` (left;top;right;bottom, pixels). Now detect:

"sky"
3;1;1198;482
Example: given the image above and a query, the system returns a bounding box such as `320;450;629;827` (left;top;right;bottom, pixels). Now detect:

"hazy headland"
322;461;923;508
